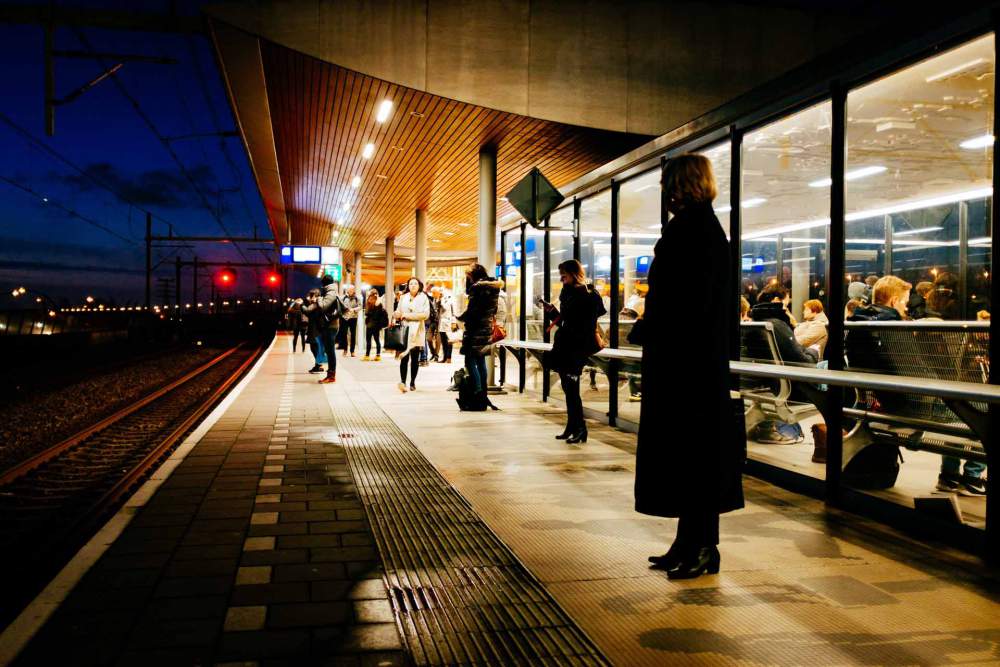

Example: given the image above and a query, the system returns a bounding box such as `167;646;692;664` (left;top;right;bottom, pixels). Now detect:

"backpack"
843;442;902;489
454;368;499;412
751;419;804;444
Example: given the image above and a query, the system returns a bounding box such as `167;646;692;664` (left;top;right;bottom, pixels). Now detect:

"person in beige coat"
794;299;829;358
394;277;430;392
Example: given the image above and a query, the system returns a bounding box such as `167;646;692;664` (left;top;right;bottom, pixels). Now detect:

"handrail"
844;320;989;330
500;338;1000;405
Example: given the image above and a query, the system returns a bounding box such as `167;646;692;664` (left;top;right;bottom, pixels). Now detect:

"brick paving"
12;339;406;667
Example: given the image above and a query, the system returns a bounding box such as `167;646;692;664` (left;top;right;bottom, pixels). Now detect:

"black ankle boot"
648;542;686;569
555;426;573;440
565;427;588;444
667;546;720;580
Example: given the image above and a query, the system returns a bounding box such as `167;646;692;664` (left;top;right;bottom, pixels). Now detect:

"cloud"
57;162;218;209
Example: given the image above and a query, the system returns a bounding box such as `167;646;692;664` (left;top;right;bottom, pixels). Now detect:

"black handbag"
383;323;409;351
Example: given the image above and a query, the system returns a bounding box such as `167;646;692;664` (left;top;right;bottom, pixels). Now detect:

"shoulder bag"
383;322;409;351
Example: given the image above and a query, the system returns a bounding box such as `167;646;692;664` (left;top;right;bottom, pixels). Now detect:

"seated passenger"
907;281;933;320
750;286;817;364
794;299;828;358
739;296;751;322
847;281;870;306
850;276;909;323
926;271;960;320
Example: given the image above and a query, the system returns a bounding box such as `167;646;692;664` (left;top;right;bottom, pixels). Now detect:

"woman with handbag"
393;277;430;392
636;154;744;580
539;259;606;444
456;264;504;408
362;290;387;361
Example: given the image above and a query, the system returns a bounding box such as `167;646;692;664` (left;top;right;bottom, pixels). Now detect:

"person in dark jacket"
363;290;387;361
750;286;819;365
287;298;309;353
541;259;606;443
457;264;503;407
635;154;744;580
303;289;325;373
302;275;341;383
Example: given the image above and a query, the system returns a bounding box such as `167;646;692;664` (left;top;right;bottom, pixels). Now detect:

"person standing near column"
340;284;361;357
394;277;430;392
302;274;342;384
437;288;456;363
457;264;503;408
636;154;744;579
363;289;387;361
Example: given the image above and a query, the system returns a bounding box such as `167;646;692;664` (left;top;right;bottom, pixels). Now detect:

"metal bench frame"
739;321;819;434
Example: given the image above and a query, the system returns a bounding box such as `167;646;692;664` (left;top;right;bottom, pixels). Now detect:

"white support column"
385;237;395;309
354;251;365;352
478;146;497;270
415;209;428;281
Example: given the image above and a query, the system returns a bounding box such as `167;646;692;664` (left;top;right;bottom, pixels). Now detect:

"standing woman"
363;290;387;361
394;277;430;392
540;259;606;444
437;290;457;363
635;154;744;579
457;264;503;407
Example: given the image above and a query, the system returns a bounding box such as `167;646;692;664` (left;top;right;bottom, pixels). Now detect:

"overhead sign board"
324;264;342;281
280;245;340;265
505;168;564;228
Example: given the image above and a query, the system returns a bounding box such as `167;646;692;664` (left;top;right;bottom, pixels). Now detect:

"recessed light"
351;176;361;188
409;111;424;118
499;196;508;202
431;239;442;243
457;222;471;227
375;174;388;179
390;145;404;152
376;100;393;123
960;134;994;149
342;202;350;212
444;231;455;236
361;143;375;159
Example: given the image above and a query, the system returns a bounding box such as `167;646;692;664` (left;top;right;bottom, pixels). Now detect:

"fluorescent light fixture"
631;183;659;193
960;134;994;149
809;165;887;188
351;176;361;188
716;205;733;214
342;202;350;212
375;100;393;123
925;57;985;83
893;226;943;237
742;197;767;208
362;143;376;159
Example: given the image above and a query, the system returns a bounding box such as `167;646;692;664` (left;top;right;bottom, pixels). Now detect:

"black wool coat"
458;279;502;354
634;201;745;518
546;283;606;375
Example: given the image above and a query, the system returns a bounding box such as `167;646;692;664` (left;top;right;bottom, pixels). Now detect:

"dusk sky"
0;1;311;306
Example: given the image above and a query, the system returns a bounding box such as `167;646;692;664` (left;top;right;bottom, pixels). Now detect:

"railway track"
0;342;263;628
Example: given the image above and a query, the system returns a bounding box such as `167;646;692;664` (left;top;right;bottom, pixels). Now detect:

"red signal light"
266;272;280;286
216;268;237;286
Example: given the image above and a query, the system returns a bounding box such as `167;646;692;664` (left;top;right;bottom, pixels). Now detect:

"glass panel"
502;228;522;339
525;227;545;341
580;192;612;339
617;170;657;350
843;34;994;524
549;207;575;313
741;101;833;481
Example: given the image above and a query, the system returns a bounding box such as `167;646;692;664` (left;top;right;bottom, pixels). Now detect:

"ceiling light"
351;176;361;188
499;196;508;202
431;239;442;243
342;202;350;212
458;222;470;227
809;165;887;188
893;226;943;237
631;183;659;193
376;100;393;123
375;174;387;179
444;231;455;236
742;198;767;208
925;57;985;83
362;143;375;159
409;111;424;118
960;134;994;149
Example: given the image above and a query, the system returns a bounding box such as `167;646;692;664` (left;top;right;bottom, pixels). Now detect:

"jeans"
559;371;584;431
342;318;357;353
292;325;307;352
465;352;488;393
320;327;338;377
399;348;421;385
676;512;720;547
941;455;986;479
439;332;453;362
366;327;381;356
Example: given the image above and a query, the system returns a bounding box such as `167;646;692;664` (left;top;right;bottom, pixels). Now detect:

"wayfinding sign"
280;245;340;265
505;168;565;228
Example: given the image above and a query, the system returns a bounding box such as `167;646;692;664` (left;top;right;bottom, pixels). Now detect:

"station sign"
280;245;340;266
323;264;342;281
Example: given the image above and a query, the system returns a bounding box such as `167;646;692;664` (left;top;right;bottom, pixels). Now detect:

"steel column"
144;212;152;310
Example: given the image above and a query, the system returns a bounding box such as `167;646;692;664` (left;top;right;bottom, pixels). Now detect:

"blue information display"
280;245;323;264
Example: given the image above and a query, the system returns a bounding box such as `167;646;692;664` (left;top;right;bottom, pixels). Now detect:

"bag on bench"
843;442;901;489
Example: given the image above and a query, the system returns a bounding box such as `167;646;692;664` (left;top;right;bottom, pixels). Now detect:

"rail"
499;339;1000;405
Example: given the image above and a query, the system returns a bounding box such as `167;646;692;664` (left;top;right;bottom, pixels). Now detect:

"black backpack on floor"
843;442;902;489
454;368;499;412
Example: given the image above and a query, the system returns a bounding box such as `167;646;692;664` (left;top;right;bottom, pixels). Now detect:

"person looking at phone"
540;259;606;444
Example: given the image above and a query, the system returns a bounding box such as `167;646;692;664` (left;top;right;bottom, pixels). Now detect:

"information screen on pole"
280;245;340;265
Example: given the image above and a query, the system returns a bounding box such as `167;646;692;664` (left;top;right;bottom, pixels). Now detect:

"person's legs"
475;355;488;392
440;332;452;362
374;330;381;357
466;353;483;393
964;459;986;479
409;348;420;386
321;328;337;378
559;372;584;431
365;329;373;357
347;319;357;354
399;352;409;383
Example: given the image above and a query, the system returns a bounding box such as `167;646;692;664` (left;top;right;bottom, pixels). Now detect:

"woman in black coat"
542;259;606;443
635;154;744;580
457;263;503;405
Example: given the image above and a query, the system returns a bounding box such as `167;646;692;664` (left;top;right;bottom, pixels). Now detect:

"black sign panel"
505;168;564;227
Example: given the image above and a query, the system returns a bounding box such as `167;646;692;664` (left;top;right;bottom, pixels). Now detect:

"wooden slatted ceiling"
260;41;650;254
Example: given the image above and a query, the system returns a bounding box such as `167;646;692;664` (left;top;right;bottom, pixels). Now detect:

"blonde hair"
662;154;718;205
803;299;824;314
739;296;751;319
872;276;912;306
558;259;586;286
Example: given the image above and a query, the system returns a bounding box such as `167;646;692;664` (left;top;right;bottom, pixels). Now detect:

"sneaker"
319;374;336;384
397;382;407;393
308;365;323;374
628;393;642;402
374;355;382;361
361;355;370;361
351;352;356;357
961;475;987;497
410;383;416;392
935;474;962;493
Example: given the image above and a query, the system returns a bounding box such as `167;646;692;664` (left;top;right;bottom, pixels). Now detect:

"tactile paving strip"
328;380;610;666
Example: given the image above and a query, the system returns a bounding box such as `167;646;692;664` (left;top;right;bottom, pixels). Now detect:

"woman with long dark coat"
634;154;744;580
542;259;606;443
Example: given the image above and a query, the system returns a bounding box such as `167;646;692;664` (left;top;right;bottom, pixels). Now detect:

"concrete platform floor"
342;344;1000;666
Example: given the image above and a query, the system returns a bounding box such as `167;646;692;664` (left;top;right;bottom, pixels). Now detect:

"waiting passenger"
286;297;309;353
864;274;880;301
926;271;960;320
540;259;606;443
304;288;324;373
750;285;817;364
362;290;387;361
794;299;829;358
394;277;430;393
844;298;864;320
739;296;751;322
302;275;341;384
848;281;870;306
907;281;933;320
457;264;504;408
850;276;910;322
436;289;457;363
426;287;442;362
635;154;744;580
